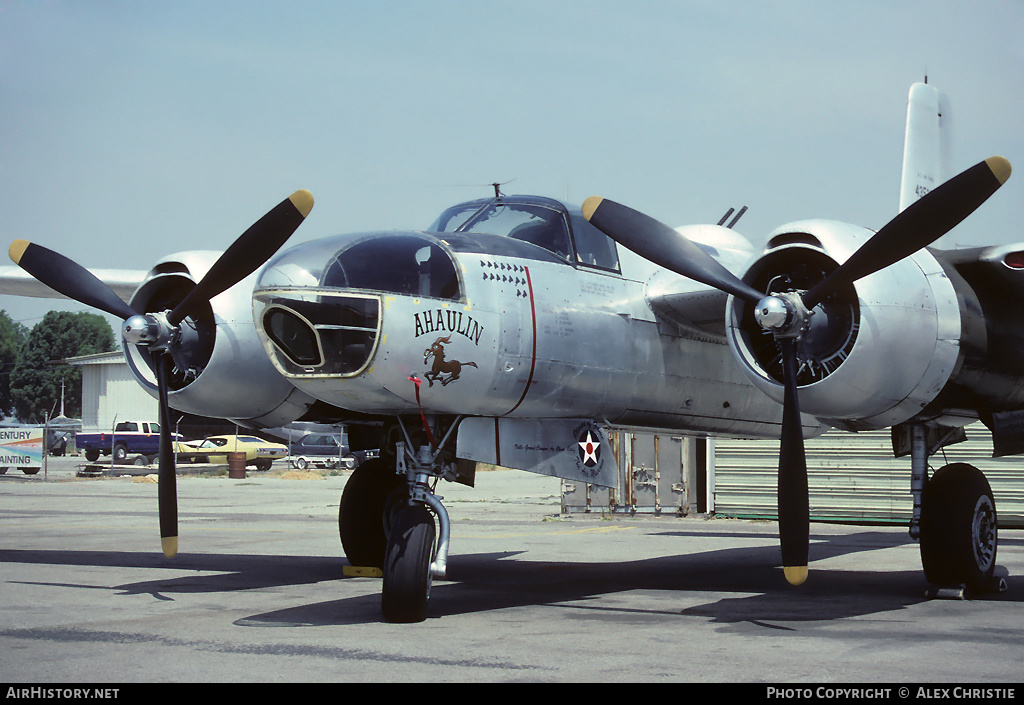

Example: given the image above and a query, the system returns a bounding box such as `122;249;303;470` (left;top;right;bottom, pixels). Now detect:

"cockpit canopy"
430;196;619;271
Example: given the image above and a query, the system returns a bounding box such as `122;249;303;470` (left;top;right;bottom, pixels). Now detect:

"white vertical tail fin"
899;82;954;209
900;81;957;246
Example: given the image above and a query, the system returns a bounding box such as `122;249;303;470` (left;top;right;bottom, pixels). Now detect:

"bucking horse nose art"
423;336;478;387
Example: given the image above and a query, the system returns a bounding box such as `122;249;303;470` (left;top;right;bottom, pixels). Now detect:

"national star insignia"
577;431;600;466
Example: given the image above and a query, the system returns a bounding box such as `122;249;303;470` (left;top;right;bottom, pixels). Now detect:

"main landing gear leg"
907;425;1005;597
338;456;404;569
381;440;452;623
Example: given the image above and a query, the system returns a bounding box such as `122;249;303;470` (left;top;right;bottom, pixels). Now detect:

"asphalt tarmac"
2;457;1023;684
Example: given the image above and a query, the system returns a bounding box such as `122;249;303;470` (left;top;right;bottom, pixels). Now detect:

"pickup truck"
76;421;180;463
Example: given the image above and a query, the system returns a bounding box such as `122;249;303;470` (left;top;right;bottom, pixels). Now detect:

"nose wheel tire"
381;504;437;623
920;463;998;594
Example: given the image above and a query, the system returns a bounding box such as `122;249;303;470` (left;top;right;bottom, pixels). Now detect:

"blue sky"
2;0;1023;328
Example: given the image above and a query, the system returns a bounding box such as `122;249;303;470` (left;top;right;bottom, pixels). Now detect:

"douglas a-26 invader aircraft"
2;82;1019;622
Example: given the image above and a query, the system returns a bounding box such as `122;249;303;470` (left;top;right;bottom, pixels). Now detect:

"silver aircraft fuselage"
251;196;815;440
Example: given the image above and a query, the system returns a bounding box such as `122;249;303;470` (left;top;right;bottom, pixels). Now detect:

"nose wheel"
339;431;454;623
380;440;452;622
382;504;437;623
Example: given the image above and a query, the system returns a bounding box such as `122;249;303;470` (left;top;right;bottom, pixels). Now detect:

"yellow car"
175;435;288;471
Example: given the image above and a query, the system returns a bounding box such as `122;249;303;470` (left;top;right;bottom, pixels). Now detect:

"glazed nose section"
259;295;381;377
321;234;461;299
253;231;461;379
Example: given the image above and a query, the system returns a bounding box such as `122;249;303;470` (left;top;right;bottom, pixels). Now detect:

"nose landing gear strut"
339;415;461;623
381;441;453;623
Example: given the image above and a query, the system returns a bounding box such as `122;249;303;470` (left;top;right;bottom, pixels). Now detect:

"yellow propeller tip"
9;239;29;265
289;189;314;218
581;196;603;221
161;536;178;558
985;156;1012;185
784;566;808;585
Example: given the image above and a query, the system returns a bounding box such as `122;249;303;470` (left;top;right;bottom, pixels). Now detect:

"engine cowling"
122;251;318;427
725;220;962;431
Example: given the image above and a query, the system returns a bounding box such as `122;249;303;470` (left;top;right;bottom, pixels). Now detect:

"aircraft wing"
645;274;730;338
0;265;146;303
939;242;1024;293
644;223;755;339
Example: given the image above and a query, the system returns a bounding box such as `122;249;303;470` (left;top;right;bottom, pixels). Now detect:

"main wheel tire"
920;463;998;592
383;485;411;539
113;444;128;464
338;458;405;568
381;504;436;623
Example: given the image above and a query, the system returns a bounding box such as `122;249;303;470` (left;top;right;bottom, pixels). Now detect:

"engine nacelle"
122;251;318;428
726;220;962;431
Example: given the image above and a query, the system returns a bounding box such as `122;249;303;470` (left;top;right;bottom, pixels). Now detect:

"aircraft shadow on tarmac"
5;528;1019;626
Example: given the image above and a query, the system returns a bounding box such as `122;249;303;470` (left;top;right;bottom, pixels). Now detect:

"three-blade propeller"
584;156;1010;584
9;190;314;557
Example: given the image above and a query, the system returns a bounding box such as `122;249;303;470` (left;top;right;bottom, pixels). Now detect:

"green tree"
0;310;29;417
10;311;115;422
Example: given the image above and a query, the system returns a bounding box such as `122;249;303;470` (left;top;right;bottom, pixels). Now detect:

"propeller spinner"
9;189;314;557
584;156;1010;584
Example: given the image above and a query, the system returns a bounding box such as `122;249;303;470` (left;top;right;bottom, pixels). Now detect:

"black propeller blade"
584;156;1010;585
803;156;1011;309
777;338;809;585
582;197;764;304
156;353;178;558
9;189;314;558
169;190;314;326
8;240;138;320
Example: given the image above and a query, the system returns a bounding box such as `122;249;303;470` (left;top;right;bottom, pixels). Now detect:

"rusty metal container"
227;451;246;479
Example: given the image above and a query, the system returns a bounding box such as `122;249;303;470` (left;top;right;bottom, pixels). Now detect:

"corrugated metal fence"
713;424;1024;528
